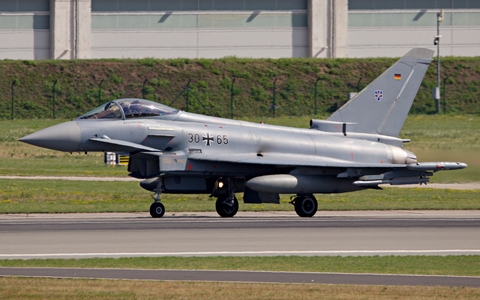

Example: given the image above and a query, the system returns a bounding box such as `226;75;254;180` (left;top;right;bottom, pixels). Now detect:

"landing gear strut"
292;194;318;217
150;178;165;218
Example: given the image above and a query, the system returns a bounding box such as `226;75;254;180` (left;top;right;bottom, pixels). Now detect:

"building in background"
0;0;478;60
348;0;480;57
0;0;50;59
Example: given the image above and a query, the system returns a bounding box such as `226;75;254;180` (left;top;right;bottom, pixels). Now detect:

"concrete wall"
349;26;480;58
0;30;50;60
91;24;308;59
0;0;346;59
0;0;50;59
91;28;308;59
1;0;479;60
347;6;480;58
90;0;311;59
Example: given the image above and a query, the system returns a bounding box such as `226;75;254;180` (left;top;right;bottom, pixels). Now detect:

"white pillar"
50;0;91;59
308;0;348;58
77;0;91;59
333;0;348;58
308;0;327;58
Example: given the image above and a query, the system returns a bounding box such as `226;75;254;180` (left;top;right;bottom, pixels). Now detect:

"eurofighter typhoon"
20;48;466;218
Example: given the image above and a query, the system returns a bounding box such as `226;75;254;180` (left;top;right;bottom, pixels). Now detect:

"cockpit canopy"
78;98;179;120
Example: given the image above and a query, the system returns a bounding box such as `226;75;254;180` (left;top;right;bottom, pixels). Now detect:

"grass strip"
1;277;479;300
1;256;480;277
1;179;480;213
0;156;127;177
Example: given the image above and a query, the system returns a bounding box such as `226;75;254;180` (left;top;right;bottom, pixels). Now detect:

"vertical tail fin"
327;48;434;137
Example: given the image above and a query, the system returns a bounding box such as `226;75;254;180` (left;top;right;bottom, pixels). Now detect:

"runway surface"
1;211;480;259
1;211;480;287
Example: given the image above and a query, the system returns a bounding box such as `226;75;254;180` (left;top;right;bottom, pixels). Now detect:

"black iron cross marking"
203;133;214;146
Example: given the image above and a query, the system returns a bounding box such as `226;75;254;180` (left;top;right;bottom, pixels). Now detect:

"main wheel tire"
294;195;318;218
215;195;239;218
150;202;165;218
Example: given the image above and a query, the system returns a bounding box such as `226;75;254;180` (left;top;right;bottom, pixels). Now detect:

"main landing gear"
147;176;239;218
213;178;239;218
146;176;316;218
215;194;239;218
291;194;318;217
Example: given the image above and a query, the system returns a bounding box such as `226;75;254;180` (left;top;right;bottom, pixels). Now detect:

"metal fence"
1;60;468;120
2;76;346;120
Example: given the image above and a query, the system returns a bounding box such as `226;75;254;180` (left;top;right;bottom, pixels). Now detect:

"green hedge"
0;56;479;119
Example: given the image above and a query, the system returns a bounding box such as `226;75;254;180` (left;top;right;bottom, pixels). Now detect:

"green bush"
0;56;478;120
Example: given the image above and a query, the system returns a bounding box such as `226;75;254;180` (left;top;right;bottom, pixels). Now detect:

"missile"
407;162;467;171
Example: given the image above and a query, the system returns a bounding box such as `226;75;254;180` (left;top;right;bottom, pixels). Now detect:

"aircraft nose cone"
19;121;81;152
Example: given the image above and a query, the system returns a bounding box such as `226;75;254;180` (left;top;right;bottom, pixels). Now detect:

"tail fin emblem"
374;90;383;102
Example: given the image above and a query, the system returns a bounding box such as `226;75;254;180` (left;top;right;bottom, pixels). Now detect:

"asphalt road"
1;211;480;258
1;211;479;286
1;267;480;287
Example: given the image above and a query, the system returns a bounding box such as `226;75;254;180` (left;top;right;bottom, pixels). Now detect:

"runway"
1;211;480;259
1;211;480;287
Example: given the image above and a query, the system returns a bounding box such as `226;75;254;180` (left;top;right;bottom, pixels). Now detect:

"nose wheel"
149;177;165;218
150;202;165;218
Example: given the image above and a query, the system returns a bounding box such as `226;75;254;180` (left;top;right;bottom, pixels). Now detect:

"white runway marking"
2;249;480;259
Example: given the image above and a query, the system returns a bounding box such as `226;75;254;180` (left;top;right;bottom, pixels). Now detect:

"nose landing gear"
150;178;165;218
150;202;165;218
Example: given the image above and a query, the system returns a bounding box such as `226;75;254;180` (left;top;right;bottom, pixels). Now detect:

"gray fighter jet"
20;48;466;218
